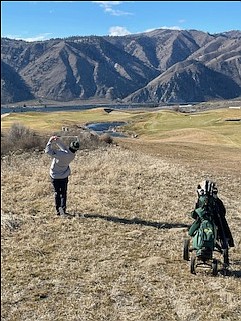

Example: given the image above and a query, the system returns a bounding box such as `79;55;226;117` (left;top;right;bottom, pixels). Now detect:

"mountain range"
1;29;241;105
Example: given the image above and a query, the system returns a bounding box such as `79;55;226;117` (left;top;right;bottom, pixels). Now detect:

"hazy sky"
1;1;241;41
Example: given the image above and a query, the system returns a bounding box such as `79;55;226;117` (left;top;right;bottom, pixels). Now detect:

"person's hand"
49;135;59;142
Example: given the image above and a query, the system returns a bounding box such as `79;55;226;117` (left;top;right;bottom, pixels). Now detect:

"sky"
1;1;241;42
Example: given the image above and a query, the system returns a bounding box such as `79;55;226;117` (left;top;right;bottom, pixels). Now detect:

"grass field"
1;108;135;133
1;106;241;321
1;107;241;145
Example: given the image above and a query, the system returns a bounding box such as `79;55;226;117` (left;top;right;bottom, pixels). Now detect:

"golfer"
45;135;79;216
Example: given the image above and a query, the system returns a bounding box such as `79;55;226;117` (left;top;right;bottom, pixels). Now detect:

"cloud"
92;1;133;16
5;33;52;42
108;26;132;36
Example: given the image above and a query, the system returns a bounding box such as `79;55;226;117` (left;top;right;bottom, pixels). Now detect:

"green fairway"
1;107;241;147
124;108;241;147
1;108;135;132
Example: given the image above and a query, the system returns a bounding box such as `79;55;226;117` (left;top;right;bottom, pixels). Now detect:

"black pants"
51;177;68;214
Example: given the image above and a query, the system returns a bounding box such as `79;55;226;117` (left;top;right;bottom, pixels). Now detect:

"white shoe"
59;207;66;216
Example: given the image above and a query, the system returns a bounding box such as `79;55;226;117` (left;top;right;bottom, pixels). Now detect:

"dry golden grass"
1;106;241;321
1;141;241;321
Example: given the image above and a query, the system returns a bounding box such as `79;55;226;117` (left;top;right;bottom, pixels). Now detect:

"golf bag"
189;181;218;259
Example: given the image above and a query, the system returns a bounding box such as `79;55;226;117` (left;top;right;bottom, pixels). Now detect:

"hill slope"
1;29;241;104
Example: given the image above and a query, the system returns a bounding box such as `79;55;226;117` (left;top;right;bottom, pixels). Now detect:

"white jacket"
45;139;75;179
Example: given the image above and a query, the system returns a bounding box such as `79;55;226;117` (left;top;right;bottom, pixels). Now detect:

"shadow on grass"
219;268;241;278
228;270;241;278
75;212;190;230
230;270;241;278
62;212;241;278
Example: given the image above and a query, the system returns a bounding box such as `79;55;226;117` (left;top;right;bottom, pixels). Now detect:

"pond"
86;121;127;137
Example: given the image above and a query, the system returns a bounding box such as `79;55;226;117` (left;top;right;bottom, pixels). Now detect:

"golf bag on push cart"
183;180;234;275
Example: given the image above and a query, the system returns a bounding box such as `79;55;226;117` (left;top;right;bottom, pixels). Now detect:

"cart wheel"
223;248;229;266
211;259;218;276
190;256;196;274
183;239;190;261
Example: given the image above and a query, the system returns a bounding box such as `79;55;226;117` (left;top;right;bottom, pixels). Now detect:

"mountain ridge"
1;28;241;104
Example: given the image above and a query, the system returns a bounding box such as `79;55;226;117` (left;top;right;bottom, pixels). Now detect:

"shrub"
1;124;115;156
55;127;114;150
99;133;113;144
1;123;45;155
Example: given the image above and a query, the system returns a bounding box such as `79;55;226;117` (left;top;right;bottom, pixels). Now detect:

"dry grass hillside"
1;107;241;321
